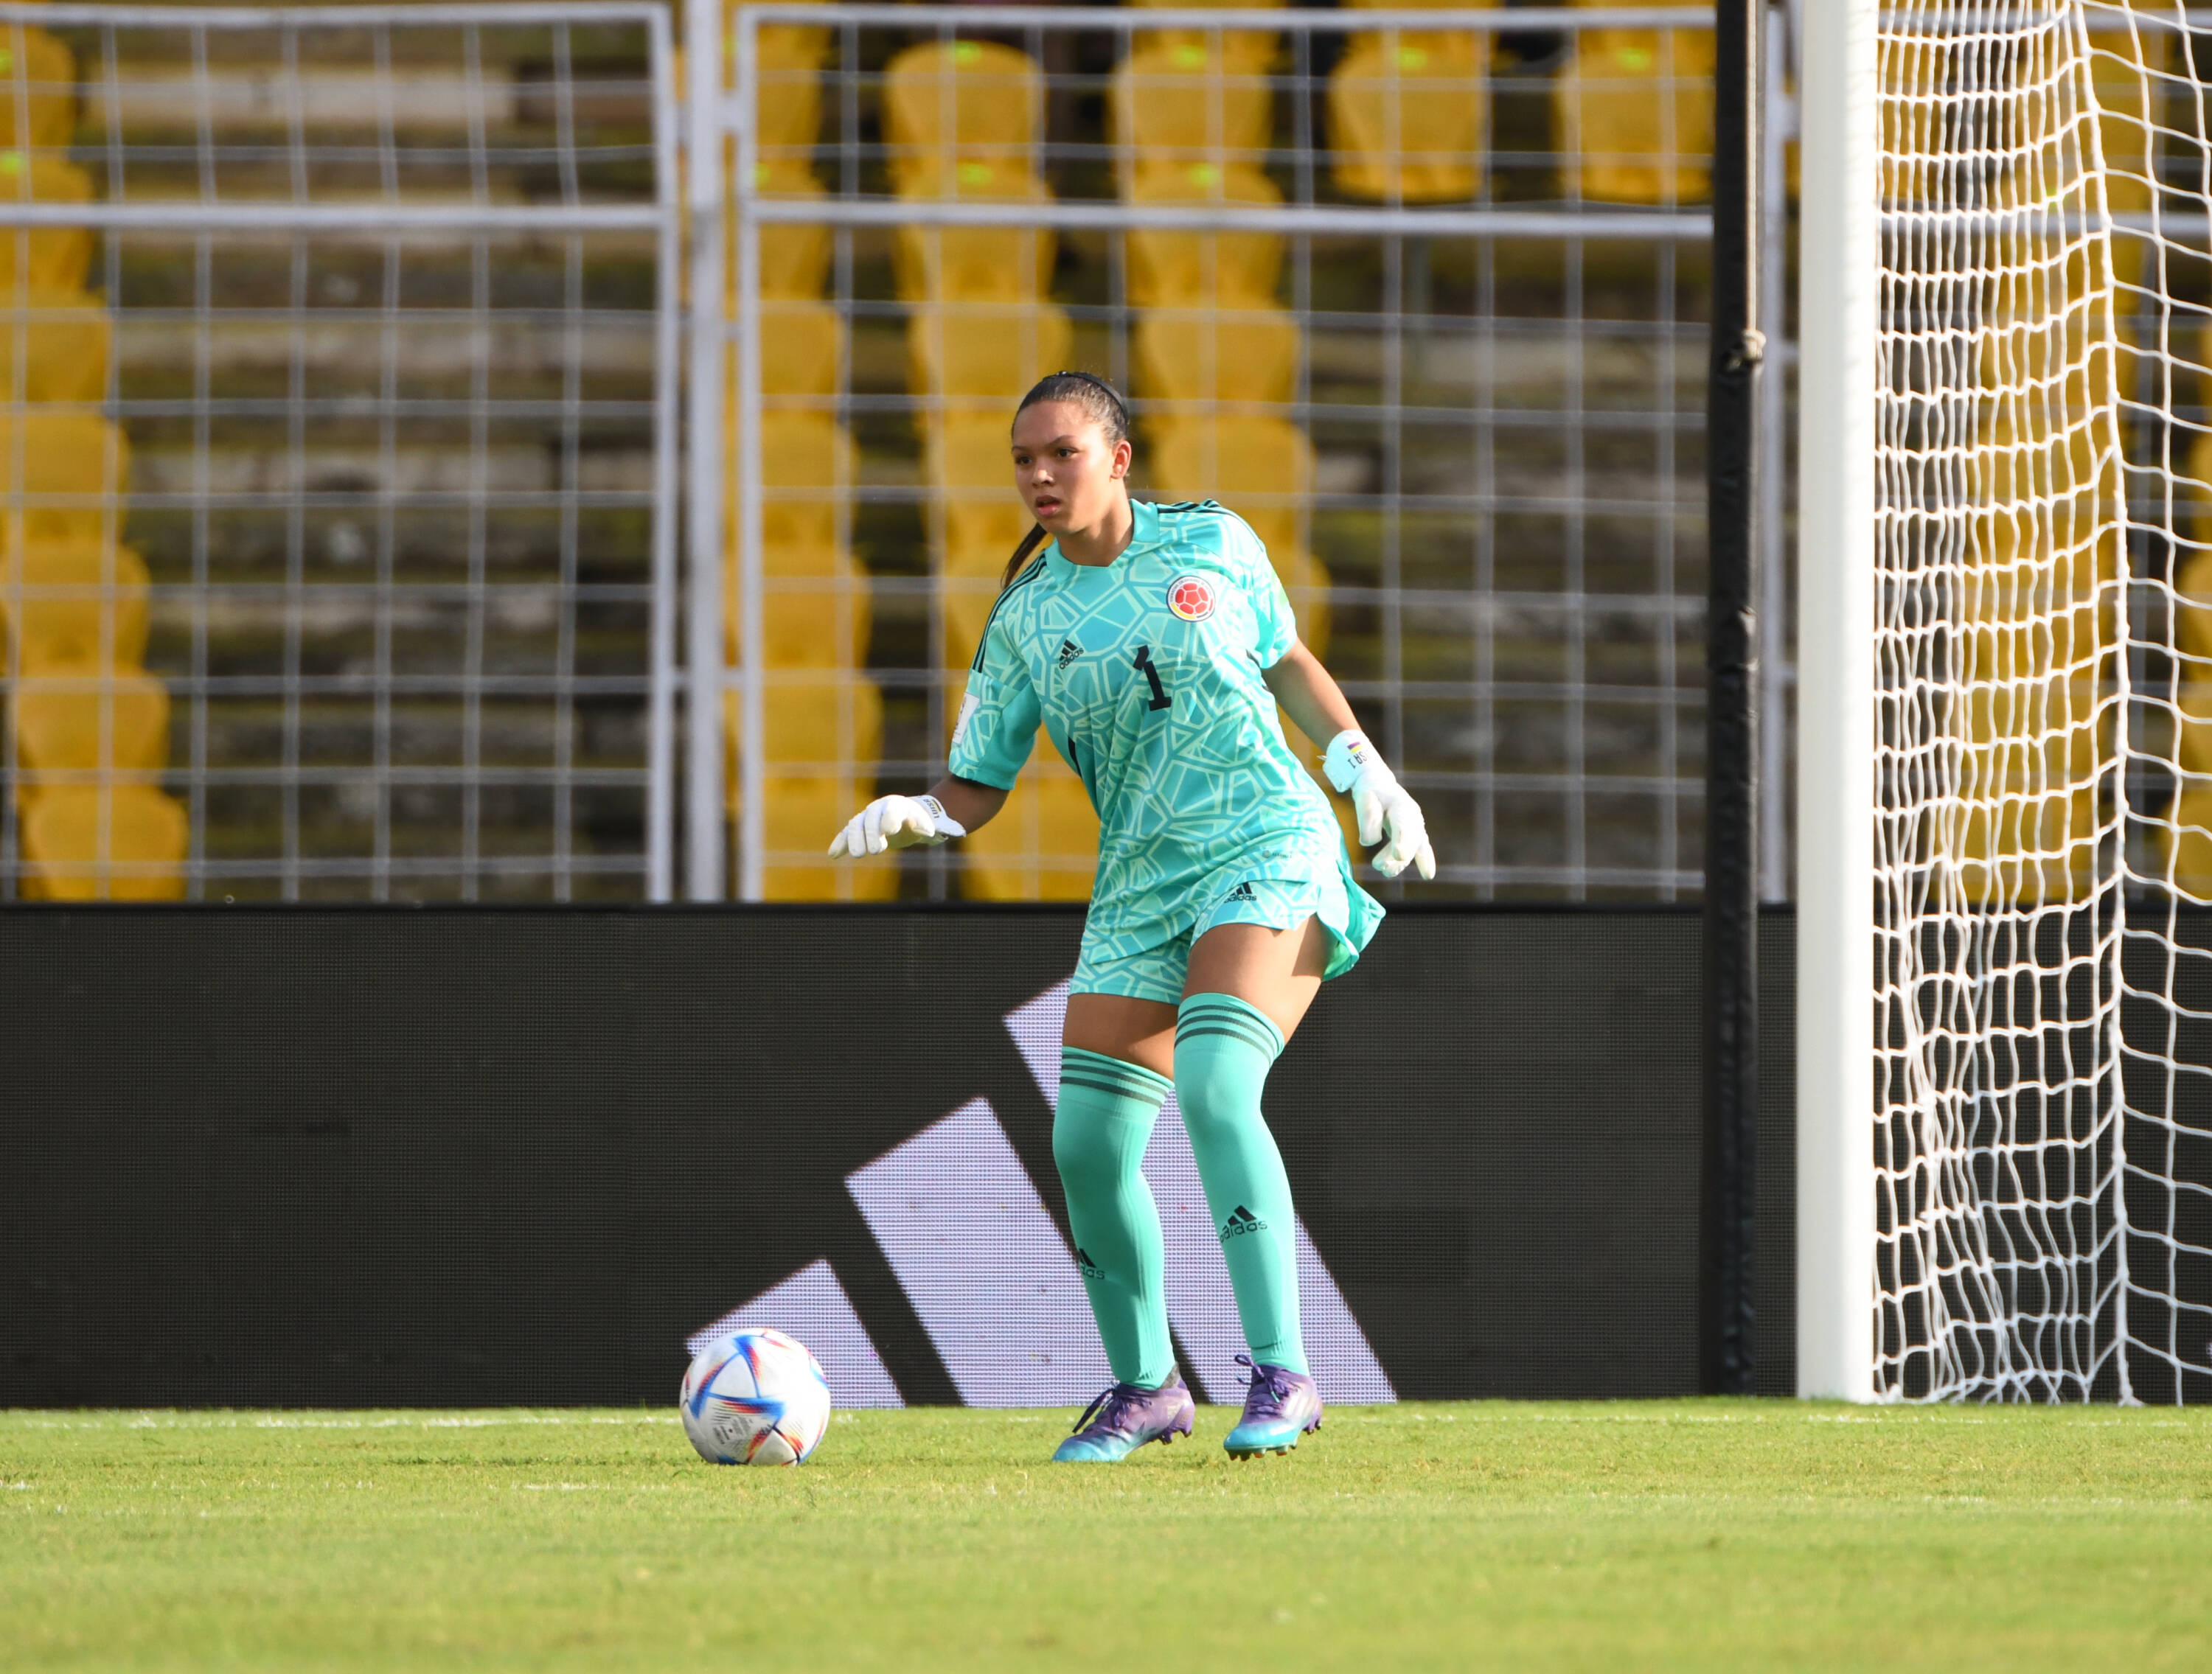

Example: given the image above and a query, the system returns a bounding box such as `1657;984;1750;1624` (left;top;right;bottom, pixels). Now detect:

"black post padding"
1703;0;1763;1396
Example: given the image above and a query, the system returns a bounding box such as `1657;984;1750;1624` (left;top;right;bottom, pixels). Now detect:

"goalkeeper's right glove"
827;794;967;858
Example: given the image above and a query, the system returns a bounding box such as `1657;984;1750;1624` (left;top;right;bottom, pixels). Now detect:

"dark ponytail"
1001;522;1049;590
1000;370;1133;591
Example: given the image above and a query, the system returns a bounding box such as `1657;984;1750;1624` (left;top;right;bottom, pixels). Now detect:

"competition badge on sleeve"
1166;573;1217;622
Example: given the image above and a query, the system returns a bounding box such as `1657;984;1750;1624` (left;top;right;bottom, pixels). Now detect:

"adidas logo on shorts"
1056;638;1085;669
1220;1204;1267;1241
1223;881;1256;904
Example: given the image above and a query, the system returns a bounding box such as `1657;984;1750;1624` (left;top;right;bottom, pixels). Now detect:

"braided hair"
1000;372;1133;590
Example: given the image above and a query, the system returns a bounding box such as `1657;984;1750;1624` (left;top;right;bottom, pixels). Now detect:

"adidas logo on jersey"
1074;1246;1103;1277
1056;638;1085;669
1220;1204;1267;1241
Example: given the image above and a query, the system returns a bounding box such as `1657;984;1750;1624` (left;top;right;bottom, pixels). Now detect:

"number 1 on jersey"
1132;644;1172;711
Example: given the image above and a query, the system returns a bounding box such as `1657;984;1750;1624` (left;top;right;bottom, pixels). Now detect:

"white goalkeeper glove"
1324;730;1436;881
827;794;967;858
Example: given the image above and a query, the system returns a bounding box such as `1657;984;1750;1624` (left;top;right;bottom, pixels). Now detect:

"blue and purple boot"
1051;1371;1197;1462
1223;1356;1324;1459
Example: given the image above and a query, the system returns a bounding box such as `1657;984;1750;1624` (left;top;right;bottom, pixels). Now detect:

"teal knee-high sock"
1174;994;1309;1376
1052;1047;1175;1389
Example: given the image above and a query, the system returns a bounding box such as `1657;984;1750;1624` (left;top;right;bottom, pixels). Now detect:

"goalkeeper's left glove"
1323;730;1437;881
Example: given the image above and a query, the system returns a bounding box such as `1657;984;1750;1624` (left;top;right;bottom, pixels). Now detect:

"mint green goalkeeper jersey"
947;498;1383;968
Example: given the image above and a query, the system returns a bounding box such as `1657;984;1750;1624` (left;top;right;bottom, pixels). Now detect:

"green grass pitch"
5;1401;2210;1670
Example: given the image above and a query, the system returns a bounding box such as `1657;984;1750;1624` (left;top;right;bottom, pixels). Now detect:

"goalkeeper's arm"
827;775;1007;858
1263;641;1436;881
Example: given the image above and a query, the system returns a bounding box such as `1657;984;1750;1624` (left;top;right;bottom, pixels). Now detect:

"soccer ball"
680;1328;832;1466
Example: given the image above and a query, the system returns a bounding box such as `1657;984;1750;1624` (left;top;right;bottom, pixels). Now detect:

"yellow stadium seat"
0;27;78;151
720;566;894;900
13;667;170;784
1329;31;1486;203
0;287;107;405
731;774;902;902
18;784;187;901
0;411;128;547
1147;411;1310;559
720;296;840;473
723;0;832;68
0;152;91;292
2174;545;2212;682
1133;305;1298;414
723;669;883;778
0;538;147;672
960;747;1100;901
722;678;885;902
944;574;1034;672
2194;327;2212;419
1112;38;1273;172
2183;413;2212;566
741;298;842;400
1558;15;1714;204
1126;159;1283;308
1147;414;1328;649
723;409;851;556
740;13;828;156
942;574;1022;675
882;41;1040;192
939;509;1030;705
1877;20;2159;235
1944;744;2104;907
737;160;832;301
2088;21;2164;300
925;416;1032;663
892;159;1057;303
2162;683;2212;896
942;571;1018;675
907;301;1073;426
724;541;871;671
1129;0;1278;74
925;408;1023;511
1888;252;2120;906
1937;572;2110;905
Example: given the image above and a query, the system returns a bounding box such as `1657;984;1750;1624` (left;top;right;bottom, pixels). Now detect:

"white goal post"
1801;0;2212;1403
1797;0;1879;1403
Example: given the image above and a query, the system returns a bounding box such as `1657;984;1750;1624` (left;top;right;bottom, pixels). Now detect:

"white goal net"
1871;1;2212;1401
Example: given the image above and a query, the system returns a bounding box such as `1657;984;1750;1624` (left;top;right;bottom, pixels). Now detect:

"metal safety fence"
691;2;1771;904
0;2;679;902
0;1;1806;910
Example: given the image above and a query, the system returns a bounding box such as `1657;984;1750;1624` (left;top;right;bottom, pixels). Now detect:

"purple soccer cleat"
1051;1370;1197;1462
1222;1356;1323;1458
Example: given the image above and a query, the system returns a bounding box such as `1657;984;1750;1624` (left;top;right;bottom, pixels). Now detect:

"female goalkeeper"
829;372;1434;1461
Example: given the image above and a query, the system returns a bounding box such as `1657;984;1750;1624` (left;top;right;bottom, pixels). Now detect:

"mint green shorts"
1070;863;1380;1005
